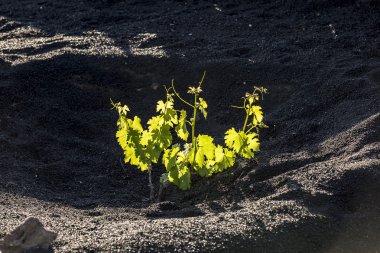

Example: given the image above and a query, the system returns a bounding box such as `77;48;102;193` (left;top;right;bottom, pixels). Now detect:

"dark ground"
0;0;379;252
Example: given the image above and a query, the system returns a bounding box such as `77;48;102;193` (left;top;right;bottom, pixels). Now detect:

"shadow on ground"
0;0;379;252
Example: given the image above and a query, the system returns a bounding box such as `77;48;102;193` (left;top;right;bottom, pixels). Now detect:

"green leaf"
175;110;189;141
160;173;169;184
188;135;216;177
247;133;260;151
147;116;163;130
116;127;127;150
163;147;191;190
197;134;216;160
245;92;259;105
197;165;210;177
214;145;235;172
156;100;166;113
123;145;136;164
188;145;204;169
203;159;216;177
112;101;130;116
224;128;245;153
137;161;150;171
237;133;260;159
156;100;178;127
225;129;260;158
140;130;152;146
115;116;130;149
162;146;180;171
169;165;191;190
162;107;178;127
157;100;174;113
199;97;208;109
198;97;208;119
242;133;260;158
123;144;150;171
249;105;263;125
125;125;142;144
145;144;161;163
177;165;191;190
131;116;143;133
151;125;172;149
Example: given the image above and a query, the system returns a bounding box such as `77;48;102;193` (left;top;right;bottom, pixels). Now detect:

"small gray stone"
0;217;57;253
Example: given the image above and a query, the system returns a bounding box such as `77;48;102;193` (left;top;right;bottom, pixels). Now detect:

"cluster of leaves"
112;73;268;192
112;92;177;172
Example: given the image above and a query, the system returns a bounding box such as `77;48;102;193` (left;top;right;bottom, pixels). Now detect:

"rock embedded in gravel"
0;217;57;253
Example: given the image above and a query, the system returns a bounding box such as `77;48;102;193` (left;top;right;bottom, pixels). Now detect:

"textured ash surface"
0;0;379;252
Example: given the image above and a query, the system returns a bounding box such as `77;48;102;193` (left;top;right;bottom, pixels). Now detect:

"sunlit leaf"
175;110;189;141
129;116;143;133
162;107;178;126
163;146;191;190
162;145;180;171
225;128;245;153
157;100;174;113
147;116;164;130
197;134;215;160
198;97;208;119
116;127;127;150
214;145;235;172
249;105;263;125
140;130;152;146
151;125;172;149
156;100;166;113
188;145;204;169
169;165;191;190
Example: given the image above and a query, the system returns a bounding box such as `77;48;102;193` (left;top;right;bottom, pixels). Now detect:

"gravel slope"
0;0;379;252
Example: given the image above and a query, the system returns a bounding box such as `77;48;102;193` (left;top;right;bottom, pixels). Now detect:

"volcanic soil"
0;0;379;252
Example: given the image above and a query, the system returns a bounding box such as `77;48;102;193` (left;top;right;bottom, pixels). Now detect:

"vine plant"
112;72;268;201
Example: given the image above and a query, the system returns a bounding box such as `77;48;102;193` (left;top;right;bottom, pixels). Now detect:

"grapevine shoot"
112;72;268;201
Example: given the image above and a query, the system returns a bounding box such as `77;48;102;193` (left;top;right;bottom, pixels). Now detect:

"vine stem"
192;94;198;145
171;80;194;108
156;180;169;202
191;71;205;161
242;110;249;132
157;183;164;202
148;167;154;202
245;125;255;134
198;71;206;88
191;93;198;166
